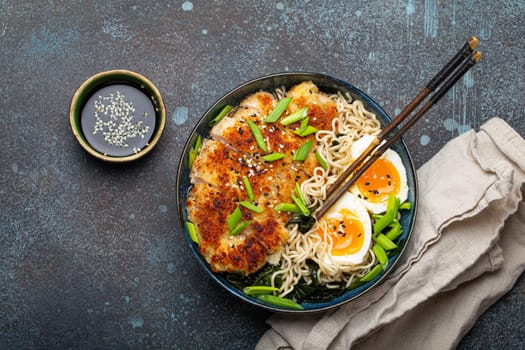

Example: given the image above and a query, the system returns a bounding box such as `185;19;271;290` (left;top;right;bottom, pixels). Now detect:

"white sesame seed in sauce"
80;84;156;157
90;90;151;148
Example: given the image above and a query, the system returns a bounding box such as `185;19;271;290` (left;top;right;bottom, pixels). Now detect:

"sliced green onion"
243;285;279;295
372;214;383;221
257;294;304;310
373;233;398;251
186;221;199;244
386;223;403;241
209;105;233;126
293;140;313;162
194;134;202;151
293;116;315;137
399;201;412;210
242;176;254;202
297;116;310;133
247;119;268;153
229;220;251;236
262;152;286;162
274;203;301;213
295;183;307;207
291;194;310;216
295;117;310;135
373;244;388;270
373;194;400;234
188;134;203;167
315;150;327;170
227;206;242;232
280;107;308;126
239;201;263;213
388;218;400;227
359;264;383;282
391;196;400;218
188;149;197;167
295;125;318;137
264;97;292;123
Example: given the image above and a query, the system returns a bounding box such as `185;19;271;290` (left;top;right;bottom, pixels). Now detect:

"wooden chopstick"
381;36;479;139
314;42;481;219
319;37;479;210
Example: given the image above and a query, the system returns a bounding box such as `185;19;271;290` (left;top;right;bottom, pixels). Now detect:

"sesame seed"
90;90;150;148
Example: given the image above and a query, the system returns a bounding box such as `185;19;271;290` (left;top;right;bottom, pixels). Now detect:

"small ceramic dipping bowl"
69;69;166;162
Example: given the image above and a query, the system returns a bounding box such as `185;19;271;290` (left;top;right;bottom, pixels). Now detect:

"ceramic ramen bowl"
176;72;418;313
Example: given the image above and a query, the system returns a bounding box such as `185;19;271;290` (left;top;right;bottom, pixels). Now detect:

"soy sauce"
80;84;156;157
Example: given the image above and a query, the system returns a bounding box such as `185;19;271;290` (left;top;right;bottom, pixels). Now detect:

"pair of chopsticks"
314;36;481;219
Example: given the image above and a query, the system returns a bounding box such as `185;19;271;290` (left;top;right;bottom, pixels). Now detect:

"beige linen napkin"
256;117;525;350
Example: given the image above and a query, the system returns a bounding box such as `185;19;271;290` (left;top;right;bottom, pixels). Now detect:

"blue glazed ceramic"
176;72;418;313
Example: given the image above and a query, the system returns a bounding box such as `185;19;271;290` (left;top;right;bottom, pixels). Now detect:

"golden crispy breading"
288;81;338;131
239;90;276;116
190;138;264;191
187;182;269;274
210;93;319;178
188;82;337;274
189;140;291;254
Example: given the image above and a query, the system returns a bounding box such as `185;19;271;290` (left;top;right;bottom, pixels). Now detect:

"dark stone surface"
1;1;523;349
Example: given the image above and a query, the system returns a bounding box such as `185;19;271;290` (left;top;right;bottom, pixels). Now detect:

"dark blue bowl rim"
176;71;418;314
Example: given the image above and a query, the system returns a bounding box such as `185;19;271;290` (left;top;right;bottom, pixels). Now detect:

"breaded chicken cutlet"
187;81;338;274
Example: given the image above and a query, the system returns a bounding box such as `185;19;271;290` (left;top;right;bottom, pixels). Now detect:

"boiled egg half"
318;192;372;265
350;135;408;214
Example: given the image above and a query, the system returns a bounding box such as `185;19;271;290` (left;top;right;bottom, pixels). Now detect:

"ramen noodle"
186;81;408;300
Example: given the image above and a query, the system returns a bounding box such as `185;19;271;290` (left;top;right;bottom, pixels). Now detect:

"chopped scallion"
295;183;307;207
295;125;318;137
239;201;263;213
373;194;400;234
264;97;292;123
243;285;279;295
188;134;203;167
373;233;398;251
247;119;268;153
359;264;383;282
315;150;327;170
188;149;197;167
262;152;286;162
280;107;308;125
293;140;313;162
399;201;412;210
209;105;233;126
373;244;388;270
242;176;254;202
194;134;202;152
229;220;251;236
227;206;242;232
291;194;310;216
297;116;309;133
274;203;301;213
186;221;199;244
386;223;403;241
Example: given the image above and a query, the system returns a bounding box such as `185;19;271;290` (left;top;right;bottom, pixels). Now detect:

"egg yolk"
319;208;365;256
355;158;400;203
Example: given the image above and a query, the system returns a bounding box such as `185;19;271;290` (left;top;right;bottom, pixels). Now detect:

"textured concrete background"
1;1;524;349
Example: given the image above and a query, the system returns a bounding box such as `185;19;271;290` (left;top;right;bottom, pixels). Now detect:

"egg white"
319;192;372;265
350;135;408;214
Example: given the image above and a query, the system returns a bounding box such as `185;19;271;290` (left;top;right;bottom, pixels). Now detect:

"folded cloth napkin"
256;117;525;350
